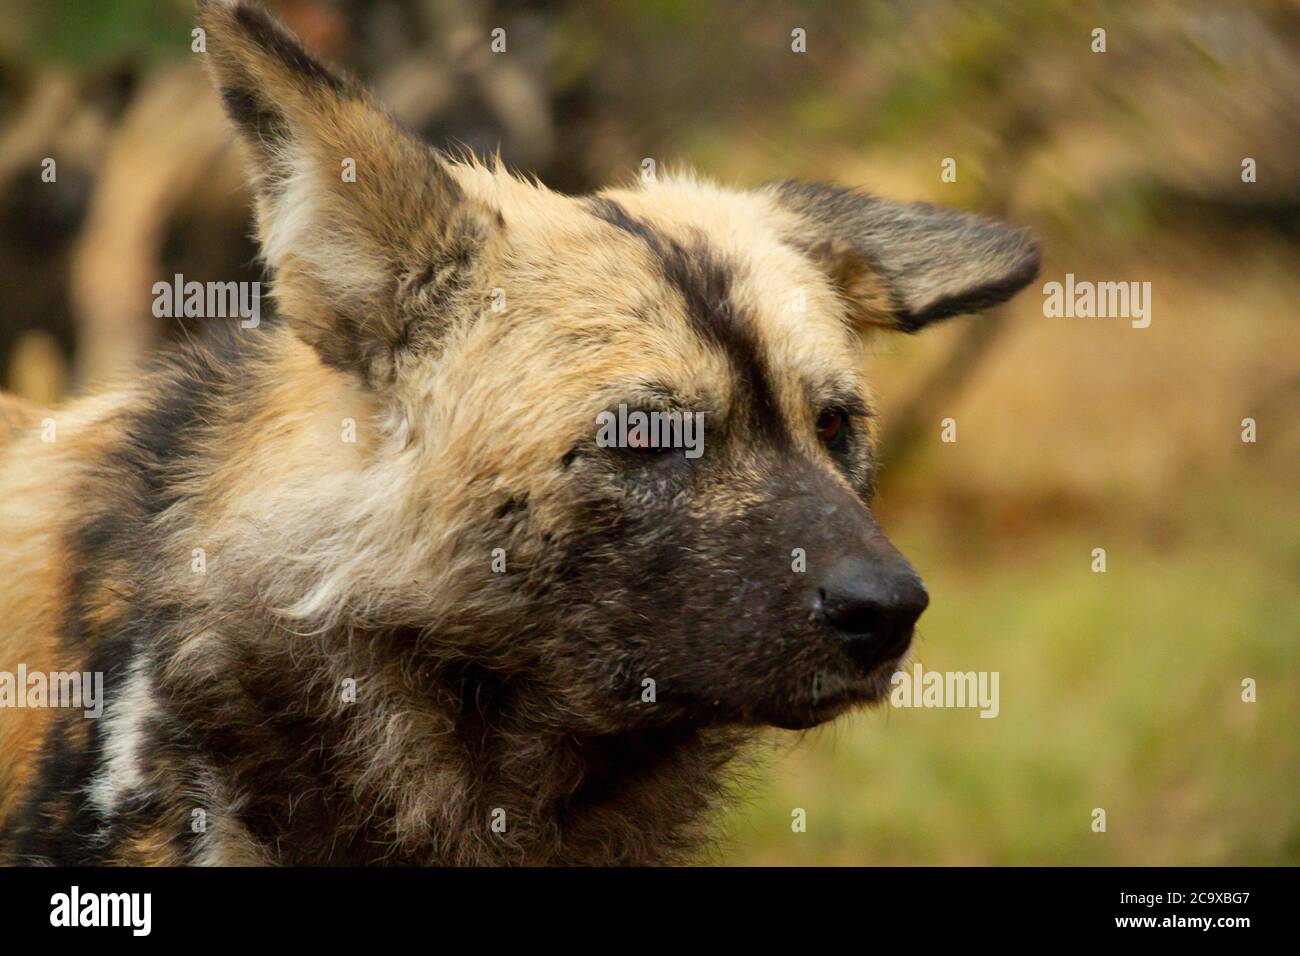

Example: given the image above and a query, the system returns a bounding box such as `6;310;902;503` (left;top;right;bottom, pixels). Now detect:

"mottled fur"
0;1;1038;865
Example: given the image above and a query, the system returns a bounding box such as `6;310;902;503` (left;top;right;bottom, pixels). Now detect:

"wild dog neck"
330;649;747;865
166;610;742;864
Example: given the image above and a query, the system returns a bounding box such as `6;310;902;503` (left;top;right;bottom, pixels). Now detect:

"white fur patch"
87;657;160;819
258;145;387;307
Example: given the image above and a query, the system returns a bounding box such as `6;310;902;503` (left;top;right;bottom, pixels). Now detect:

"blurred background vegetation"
0;0;1295;864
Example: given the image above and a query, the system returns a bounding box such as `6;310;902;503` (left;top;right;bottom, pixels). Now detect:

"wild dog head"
198;1;1039;733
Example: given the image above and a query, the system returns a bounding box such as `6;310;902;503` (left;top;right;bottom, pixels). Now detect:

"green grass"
719;486;1300;865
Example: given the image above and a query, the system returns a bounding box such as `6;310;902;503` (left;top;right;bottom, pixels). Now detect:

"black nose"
816;556;929;670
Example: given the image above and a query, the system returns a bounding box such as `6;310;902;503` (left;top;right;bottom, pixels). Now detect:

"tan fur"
0;391;131;823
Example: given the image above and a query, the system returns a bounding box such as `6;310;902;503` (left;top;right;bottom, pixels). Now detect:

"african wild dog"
0;0;1039;865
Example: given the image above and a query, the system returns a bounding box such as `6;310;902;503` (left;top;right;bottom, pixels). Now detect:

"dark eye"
815;408;848;450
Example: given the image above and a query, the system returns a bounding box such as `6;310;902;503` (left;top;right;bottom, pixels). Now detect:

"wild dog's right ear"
197;0;496;384
766;181;1040;333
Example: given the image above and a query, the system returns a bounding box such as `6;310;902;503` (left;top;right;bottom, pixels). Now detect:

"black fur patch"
586;197;787;444
3;328;251;864
219;86;290;148
894;258;1042;330
213;2;355;154
230;3;350;95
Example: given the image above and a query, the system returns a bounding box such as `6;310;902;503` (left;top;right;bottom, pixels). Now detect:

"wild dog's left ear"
767;181;1040;332
197;0;497;384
